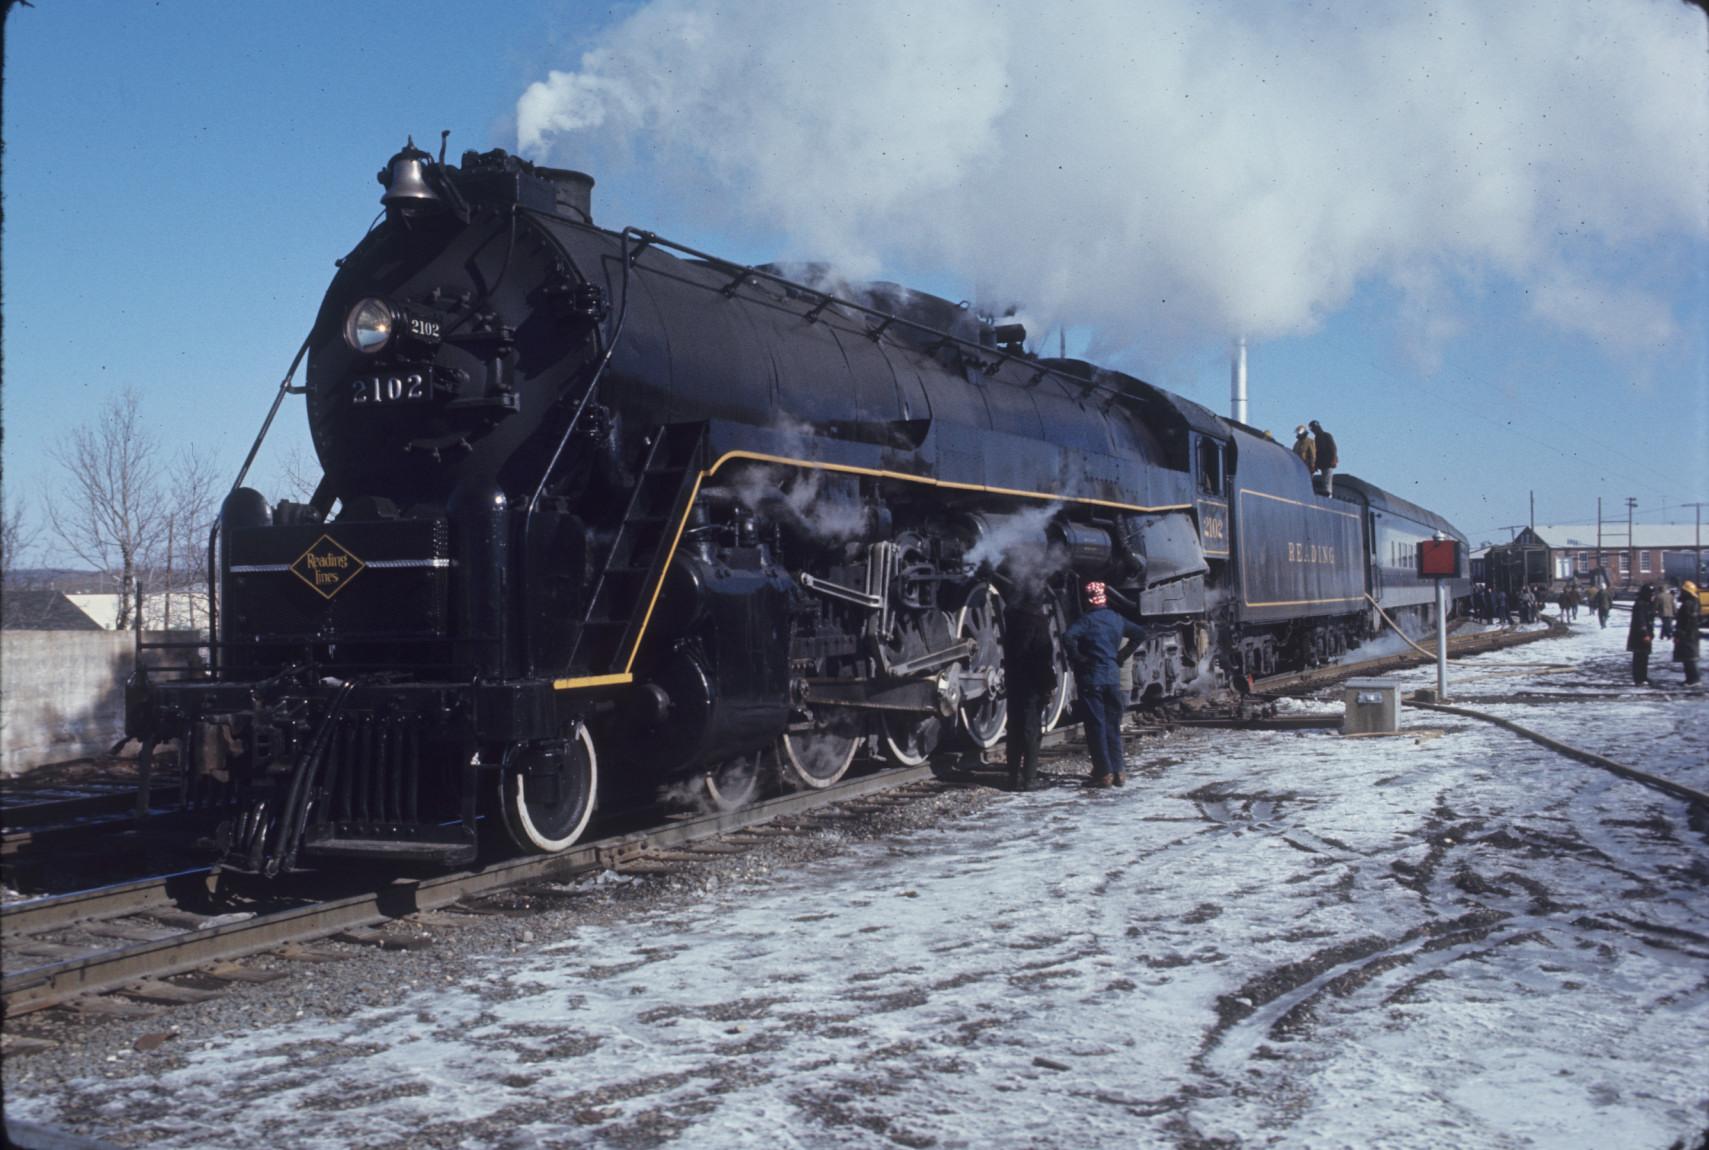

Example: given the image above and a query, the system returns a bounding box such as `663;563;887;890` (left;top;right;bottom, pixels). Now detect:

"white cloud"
1530;265;1677;351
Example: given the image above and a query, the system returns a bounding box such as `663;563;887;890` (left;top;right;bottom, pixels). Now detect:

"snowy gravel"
5;618;1707;1149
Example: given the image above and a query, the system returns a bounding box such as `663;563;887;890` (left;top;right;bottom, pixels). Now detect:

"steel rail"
1;870;217;941
2;788;180;832
1;763;935;1016
1408;698;1709;809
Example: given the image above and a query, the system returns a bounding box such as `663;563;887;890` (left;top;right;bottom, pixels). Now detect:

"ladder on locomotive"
564;422;706;677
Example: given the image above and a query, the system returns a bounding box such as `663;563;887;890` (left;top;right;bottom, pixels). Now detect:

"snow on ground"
6;618;1707;1149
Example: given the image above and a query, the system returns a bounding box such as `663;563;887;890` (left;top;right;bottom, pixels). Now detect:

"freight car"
127;141;1467;873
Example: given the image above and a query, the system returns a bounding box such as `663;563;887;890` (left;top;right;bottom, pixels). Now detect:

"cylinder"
1047;522;1113;574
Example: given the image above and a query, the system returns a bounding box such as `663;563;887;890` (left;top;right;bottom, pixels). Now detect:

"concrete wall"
0;631;202;775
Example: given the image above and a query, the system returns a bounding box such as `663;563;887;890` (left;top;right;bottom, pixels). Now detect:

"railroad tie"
82;923;181;943
121;979;222;1005
273;943;351;963
334;926;434;951
68;997;160;1019
204;963;288;985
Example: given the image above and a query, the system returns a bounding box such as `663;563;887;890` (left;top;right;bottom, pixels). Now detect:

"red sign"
1417;538;1460;578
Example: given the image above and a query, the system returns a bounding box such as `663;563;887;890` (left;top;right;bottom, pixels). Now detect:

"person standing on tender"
1309;420;1338;496
1063;581;1146;789
1292;425;1315;472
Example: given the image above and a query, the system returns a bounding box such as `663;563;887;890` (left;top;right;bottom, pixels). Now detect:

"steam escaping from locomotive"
517;0;1706;361
963;504;1069;596
728;466;871;544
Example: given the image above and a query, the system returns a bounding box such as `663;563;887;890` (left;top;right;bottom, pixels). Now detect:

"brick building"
1484;523;1706;594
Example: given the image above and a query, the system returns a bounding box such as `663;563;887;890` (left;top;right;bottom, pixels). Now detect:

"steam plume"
517;1;1706;361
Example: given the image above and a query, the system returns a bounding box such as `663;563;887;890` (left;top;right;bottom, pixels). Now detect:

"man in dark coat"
1627;584;1656;686
1594;585;1612;629
1063;581;1146;788
1001;585;1057;791
1674;581;1701;686
1309;420;1338;496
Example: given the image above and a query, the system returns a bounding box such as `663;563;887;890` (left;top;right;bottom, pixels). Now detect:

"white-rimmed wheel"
703;748;773;811
779;729;859;789
1042;593;1073;732
956;582;1007;750
882;710;944;766
881;608;956;766
498;725;598;853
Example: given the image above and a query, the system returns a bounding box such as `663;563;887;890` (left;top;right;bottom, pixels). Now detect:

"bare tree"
151;446;221;629
277;439;324;504
1;491;41;586
48;387;166;628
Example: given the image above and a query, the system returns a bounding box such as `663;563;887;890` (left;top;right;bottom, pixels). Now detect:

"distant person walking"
1309;420;1338;496
1063;581;1146;789
1594;585;1612;629
1627;584;1656;686
1001;586;1056;792
1657;583;1676;640
1292;425;1315;472
1674;581;1701;686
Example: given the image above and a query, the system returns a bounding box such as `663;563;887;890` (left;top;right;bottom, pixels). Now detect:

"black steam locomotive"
127;141;1468;874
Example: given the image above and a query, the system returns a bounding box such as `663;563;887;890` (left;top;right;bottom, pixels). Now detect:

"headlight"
343;297;395;354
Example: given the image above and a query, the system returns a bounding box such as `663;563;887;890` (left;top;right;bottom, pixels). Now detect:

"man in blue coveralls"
1063;580;1146;788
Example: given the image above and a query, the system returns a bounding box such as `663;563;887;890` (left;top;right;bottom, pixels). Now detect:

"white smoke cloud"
517;0;1708;358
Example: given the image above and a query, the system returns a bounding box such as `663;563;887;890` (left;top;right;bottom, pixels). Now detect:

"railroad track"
1251;619;1567;697
1408;696;1709;812
0;762;940;1018
2;787;193;861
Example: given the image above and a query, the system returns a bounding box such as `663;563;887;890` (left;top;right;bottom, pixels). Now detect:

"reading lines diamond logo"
290;535;365;600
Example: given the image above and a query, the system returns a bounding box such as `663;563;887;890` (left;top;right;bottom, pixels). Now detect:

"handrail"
518;224;643;674
206;333;315;672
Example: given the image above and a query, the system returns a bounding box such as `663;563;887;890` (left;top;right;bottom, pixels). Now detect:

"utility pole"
1596;497;1603;586
1625;497;1637;590
1688;502;1706;584
1529;490;1534;532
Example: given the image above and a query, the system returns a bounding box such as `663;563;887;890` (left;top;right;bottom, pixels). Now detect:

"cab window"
1197;440;1224;496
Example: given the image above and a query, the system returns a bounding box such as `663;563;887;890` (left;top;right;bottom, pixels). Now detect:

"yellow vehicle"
1685;580;1709;613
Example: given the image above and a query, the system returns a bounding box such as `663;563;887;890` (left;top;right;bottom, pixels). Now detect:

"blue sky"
4;1;1706;570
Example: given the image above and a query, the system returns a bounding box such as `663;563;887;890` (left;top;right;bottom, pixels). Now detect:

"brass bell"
378;139;439;208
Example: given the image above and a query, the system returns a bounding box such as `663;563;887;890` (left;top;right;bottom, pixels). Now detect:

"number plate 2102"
350;373;430;405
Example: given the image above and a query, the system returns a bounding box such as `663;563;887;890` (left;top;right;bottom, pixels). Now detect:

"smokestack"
1230;337;1248;426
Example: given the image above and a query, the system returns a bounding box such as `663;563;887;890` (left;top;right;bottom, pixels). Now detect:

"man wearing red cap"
1062;580;1147;787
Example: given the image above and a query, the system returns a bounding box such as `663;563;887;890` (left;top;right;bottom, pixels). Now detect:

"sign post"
1417;533;1462;702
